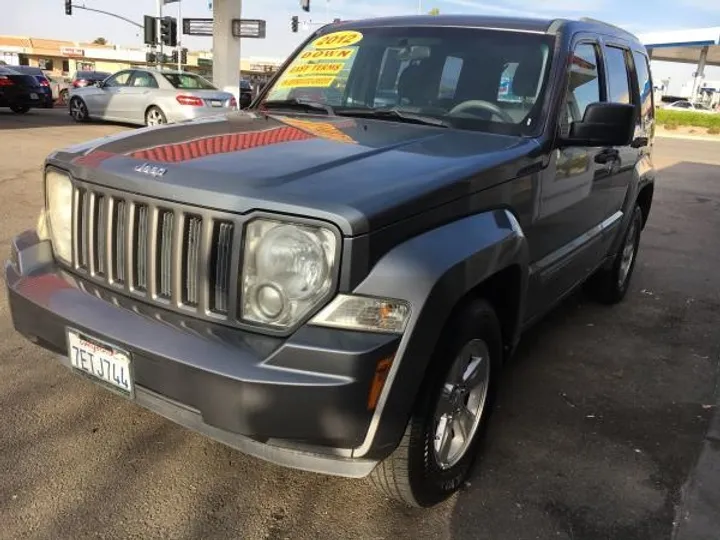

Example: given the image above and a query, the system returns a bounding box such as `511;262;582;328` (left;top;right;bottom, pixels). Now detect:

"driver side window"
104;71;131;88
561;43;601;136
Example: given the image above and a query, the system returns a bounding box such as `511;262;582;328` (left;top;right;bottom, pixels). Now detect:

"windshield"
261;25;554;135
78;71;110;80
163;73;216;90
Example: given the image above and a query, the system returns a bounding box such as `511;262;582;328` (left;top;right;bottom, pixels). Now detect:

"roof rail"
579;17;637;38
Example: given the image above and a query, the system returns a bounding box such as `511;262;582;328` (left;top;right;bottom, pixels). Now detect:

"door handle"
594;148;619;164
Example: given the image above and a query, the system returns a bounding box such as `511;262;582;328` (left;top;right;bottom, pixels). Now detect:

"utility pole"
157;0;163;67
177;0;182;71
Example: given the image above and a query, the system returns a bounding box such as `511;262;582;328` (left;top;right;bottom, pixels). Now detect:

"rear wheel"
585;204;643;304
10;105;29;114
58;89;69;105
69;97;89;122
145;106;167;126
370;299;502;507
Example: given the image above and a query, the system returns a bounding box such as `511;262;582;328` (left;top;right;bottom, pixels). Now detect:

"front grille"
72;185;239;321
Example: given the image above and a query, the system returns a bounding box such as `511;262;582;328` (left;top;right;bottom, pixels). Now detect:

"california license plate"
30;93;38;99
67;330;134;397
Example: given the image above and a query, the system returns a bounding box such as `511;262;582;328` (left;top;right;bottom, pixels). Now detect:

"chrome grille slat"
113;199;126;284
158;210;174;299
182;216;202;306
71;186;238;324
212;222;234;314
134;205;149;291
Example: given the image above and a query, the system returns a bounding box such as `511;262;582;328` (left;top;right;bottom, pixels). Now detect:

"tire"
370;299;502;507
145;106;167;127
585;204;643;304
59;89;69;106
69;97;89;122
10;105;29;114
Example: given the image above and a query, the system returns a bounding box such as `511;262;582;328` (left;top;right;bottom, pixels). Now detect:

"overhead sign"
182;18;213;36
231;19;266;39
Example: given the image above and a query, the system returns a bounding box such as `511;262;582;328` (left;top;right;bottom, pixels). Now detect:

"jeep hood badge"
134;163;167;178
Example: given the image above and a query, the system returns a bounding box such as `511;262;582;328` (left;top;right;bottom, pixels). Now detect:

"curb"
655;133;720;143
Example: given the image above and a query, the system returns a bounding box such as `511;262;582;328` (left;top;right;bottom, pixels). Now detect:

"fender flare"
351;208;529;458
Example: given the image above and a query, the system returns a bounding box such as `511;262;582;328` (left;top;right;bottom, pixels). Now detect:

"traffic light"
143;15;157;45
300;0;310;12
170;50;178;64
65;0;72;15
160;16;177;47
291;16;299;33
180;48;188;65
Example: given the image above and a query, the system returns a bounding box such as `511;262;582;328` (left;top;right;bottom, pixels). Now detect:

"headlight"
241;218;337;328
45;168;73;263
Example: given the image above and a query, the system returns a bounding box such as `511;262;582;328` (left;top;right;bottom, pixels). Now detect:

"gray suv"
5;15;655;508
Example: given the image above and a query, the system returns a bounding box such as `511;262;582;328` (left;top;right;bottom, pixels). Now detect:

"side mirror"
559;102;635;147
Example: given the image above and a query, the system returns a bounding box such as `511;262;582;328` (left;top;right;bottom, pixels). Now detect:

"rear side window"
565;43;601;124
163;73;216;90
632;51;654;122
604;46;631;104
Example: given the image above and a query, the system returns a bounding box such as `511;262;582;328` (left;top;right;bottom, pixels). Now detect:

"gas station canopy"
638;27;720;66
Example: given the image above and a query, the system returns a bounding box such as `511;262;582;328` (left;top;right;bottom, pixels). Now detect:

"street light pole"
157;0;163;67
177;0;182;71
418;0;422;14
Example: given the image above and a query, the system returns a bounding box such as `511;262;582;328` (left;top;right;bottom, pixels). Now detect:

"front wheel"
585;205;644;304
370;299;502;507
58;89;69;105
10;105;29;114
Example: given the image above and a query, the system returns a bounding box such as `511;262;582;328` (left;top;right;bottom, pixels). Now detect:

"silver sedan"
68;68;237;126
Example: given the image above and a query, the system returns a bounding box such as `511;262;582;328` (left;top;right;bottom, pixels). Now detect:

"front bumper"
6;231;400;477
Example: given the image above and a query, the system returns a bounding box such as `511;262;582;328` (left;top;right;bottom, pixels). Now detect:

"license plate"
210;100;222;107
30;93;38;99
67;330;134;397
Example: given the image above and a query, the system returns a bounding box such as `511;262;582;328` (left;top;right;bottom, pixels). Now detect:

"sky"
4;0;720;93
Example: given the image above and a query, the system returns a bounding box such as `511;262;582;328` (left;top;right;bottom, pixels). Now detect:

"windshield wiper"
338;107;450;128
261;98;335;115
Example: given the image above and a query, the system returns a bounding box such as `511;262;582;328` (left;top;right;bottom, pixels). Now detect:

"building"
0;35;284;83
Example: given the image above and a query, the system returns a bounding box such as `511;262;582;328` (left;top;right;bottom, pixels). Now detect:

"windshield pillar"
211;0;242;103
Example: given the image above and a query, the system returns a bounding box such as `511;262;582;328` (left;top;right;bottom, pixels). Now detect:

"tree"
92;37;108;45
428;7;440;15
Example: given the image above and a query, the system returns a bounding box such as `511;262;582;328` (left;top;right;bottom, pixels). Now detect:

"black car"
0;67;44;113
7;65;54;108
6;15;655;508
239;79;253;108
71;70;112;88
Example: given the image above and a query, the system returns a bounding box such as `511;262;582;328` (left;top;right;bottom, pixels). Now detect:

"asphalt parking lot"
1;108;719;540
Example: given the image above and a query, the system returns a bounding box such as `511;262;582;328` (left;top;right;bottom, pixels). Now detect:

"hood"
49;111;540;236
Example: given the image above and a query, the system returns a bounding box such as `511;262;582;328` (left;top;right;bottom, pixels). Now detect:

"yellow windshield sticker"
311;30;363;50
299;48;355;61
288;63;344;76
278;75;336;88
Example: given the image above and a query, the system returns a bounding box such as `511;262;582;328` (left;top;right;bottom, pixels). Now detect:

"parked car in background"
71;70;112;89
6;65;53;108
47;75;71;105
68;68;237;126
239;79;253;108
0;66;44;113
663;100;717;113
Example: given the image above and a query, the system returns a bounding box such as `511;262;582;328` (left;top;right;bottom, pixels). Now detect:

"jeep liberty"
5;15;655;508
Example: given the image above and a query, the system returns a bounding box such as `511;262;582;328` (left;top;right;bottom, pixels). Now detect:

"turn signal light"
367;356;394;411
176;94;204;106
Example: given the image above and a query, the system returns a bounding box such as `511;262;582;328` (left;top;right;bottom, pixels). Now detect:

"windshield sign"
263;26;554;135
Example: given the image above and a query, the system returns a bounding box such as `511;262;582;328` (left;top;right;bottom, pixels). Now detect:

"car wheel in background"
69;97;89;122
59;89;69;106
10;105;30;114
145;106;167;127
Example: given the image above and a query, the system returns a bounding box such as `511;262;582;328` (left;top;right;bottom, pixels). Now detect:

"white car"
68;68;237;126
663;100;716;113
